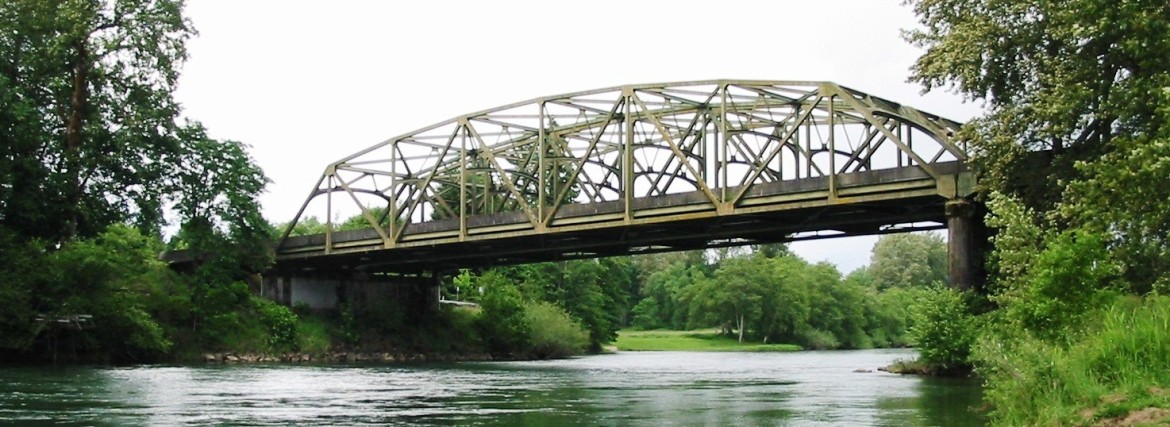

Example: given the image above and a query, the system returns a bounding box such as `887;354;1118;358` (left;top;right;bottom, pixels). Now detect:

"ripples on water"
0;349;982;426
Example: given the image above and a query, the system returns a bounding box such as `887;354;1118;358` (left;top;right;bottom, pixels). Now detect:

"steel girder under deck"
277;80;971;274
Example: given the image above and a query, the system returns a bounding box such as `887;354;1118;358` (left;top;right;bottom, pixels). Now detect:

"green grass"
614;329;802;352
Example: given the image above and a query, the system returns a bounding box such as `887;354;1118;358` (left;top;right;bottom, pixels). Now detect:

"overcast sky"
173;0;982;274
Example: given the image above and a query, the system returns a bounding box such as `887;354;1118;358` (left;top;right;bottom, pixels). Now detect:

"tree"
756;255;813;345
906;0;1170;210
905;0;1170;311
168;123;271;277
752;242;791;259
867;233;948;289
41;225;176;359
1065;127;1170;291
556;260;610;348
0;0;195;242
803;262;871;348
686;257;767;342
0;1;274;362
909;287;977;372
631;263;700;330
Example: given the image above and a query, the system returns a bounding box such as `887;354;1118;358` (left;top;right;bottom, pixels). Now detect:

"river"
0;348;982;426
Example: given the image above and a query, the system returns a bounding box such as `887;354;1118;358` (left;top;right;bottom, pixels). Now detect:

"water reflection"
0;349;983;426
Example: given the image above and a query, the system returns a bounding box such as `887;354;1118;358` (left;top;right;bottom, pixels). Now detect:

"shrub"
796;328;841;350
1000;230;1121;339
436;306;483;353
525;301;589;358
475;272;531;356
336;304;360;347
362;298;406;335
252;297;299;352
908;287;977;372
109;305;173;358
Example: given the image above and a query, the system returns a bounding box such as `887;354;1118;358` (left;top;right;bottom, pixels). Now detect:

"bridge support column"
423;270;442;313
946;198;985;291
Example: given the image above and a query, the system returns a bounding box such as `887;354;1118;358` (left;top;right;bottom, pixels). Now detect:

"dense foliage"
905;0;1170;423
907;287;977;372
627;236;947;350
0;0;281;363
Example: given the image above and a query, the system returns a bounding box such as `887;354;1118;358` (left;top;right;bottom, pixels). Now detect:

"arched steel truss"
278;80;969;267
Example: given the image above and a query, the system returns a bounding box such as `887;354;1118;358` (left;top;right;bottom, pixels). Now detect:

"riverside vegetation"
899;0;1170;425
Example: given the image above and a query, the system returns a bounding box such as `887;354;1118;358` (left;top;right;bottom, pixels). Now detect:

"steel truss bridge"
277;80;973;274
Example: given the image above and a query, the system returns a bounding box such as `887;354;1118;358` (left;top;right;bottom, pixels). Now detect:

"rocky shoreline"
201;351;497;364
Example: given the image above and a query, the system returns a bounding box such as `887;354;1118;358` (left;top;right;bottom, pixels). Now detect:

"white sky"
173;0;982;274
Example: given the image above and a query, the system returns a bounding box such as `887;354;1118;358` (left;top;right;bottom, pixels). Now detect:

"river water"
0;349;982;426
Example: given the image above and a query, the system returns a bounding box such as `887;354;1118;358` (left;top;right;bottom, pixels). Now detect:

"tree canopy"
906;0;1170;315
0;0;272;362
865;232;947;290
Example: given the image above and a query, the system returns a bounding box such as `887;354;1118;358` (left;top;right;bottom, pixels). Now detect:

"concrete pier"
945;198;985;291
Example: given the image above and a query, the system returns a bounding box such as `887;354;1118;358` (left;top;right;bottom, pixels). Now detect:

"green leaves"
906;4;1170;418
168;122;271;280
475;271;531;356
996;230;1121;339
909;287;978;371
525;301;589;359
867;233;948;290
634;249;924;350
31;225;175;360
0;0;195;241
907;0;1170;340
252;298;299;353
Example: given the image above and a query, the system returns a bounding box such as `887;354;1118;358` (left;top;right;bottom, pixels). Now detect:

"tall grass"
977;296;1170;425
296;315;333;354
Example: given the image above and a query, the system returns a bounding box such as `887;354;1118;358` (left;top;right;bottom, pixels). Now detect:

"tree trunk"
63;39;90;241
737;314;744;343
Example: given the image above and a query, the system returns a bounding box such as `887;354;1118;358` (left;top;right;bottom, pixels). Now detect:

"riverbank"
880;358;973;377
200;351;495;364
614;329;802;352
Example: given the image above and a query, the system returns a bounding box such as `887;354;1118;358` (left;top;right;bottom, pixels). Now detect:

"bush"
908;287;977;372
1000;230;1120;339
108;305;173;358
362;298;406;335
201;311;256;351
525;301;589;358
436;306;483;354
796;328;841;350
252;297;299;352
475;272;531;356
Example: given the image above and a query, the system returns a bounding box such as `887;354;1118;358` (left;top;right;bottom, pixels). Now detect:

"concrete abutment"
259;270;442;315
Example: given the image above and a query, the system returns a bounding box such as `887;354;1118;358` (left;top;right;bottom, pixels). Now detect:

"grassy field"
614;329;802;352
